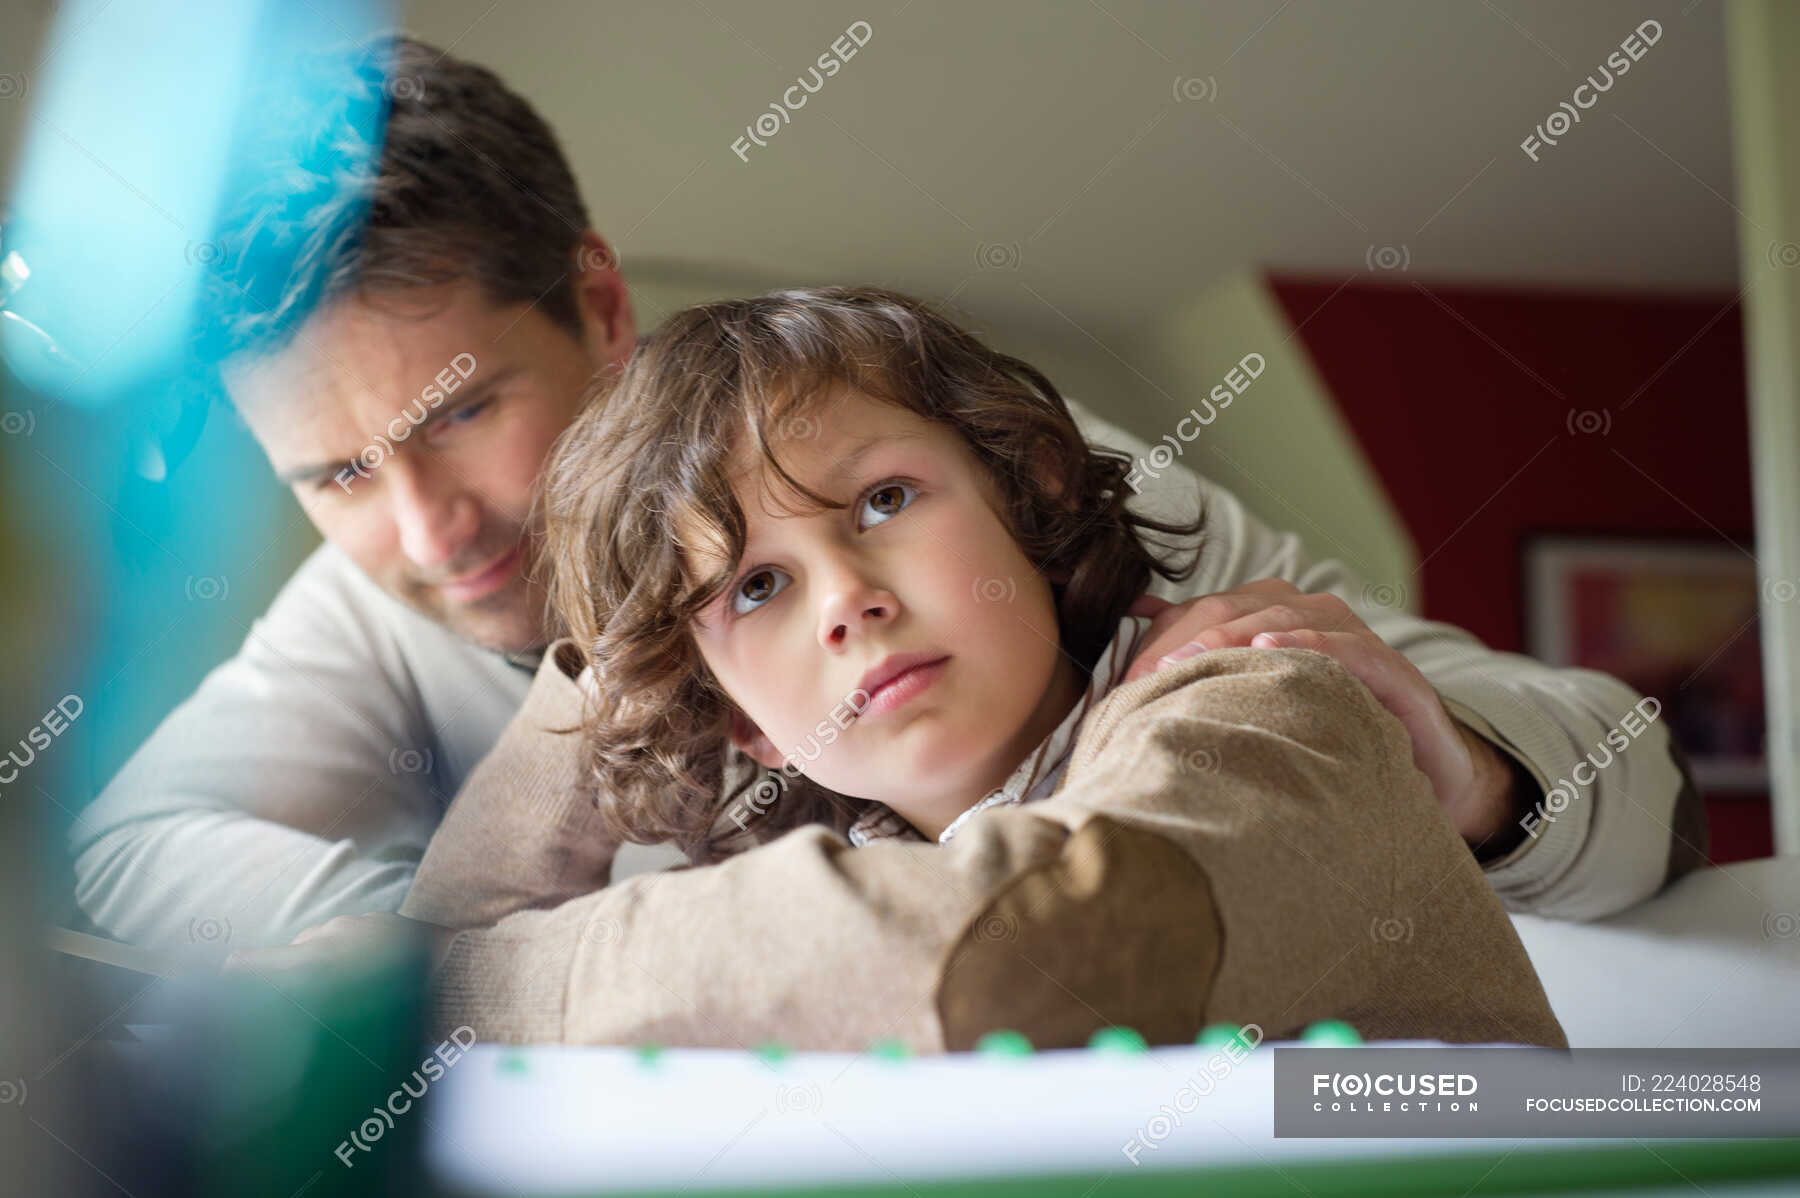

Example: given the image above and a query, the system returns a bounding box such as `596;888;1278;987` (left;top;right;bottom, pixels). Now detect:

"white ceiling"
399;0;1739;334
2;0;1740;339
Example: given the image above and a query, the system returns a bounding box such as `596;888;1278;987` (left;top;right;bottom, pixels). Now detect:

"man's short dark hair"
200;34;591;363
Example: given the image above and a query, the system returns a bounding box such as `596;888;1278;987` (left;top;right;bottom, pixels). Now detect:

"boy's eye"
731;567;792;616
858;482;916;529
727;482;916;618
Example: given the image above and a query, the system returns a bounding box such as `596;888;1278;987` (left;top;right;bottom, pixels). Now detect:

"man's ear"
572;229;637;370
727;708;785;771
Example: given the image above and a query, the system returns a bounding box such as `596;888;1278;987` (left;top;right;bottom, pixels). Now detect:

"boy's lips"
855;653;951;721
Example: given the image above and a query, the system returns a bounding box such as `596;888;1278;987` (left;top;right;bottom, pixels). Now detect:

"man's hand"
222;912;456;978
1124;581;1530;849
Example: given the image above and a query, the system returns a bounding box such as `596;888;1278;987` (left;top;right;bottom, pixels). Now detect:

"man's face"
685;388;1082;837
229;275;626;654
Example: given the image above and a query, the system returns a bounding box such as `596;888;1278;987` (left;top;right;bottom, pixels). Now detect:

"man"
71;35;1703;955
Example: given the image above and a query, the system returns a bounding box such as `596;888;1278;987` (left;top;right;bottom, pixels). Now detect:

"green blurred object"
634;1042;666;1067
1196;1023;1248;1048
497;1050;531;1075
1087;1026;1148;1053
975;1030;1034;1056
1300;1019;1362;1045
867;1038;911;1061
142;930;435;1196
752;1041;792;1065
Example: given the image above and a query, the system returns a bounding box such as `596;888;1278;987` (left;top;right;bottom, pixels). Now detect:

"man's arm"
69;545;502;950
1066;399;1704;920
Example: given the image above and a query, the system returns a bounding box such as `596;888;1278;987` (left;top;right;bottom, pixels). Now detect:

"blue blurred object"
2;0;390;475
0;0;392;777
0;223;213;480
4;0;261;405
3;6;399;1192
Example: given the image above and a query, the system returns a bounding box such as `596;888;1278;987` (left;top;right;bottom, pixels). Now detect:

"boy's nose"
819;578;899;648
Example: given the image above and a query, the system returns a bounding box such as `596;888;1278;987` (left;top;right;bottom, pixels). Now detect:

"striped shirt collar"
847;614;1152;847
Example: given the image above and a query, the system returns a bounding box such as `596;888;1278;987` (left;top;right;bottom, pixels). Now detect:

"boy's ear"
727;708;785;771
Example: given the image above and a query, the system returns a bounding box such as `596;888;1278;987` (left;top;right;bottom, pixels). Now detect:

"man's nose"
818;565;899;649
387;463;481;572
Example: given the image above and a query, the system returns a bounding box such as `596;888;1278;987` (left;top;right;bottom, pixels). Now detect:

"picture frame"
1524;535;1767;792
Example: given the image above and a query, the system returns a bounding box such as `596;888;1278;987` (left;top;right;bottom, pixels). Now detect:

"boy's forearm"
1051;647;1565;1048
428;811;1219;1050
425;648;1561;1051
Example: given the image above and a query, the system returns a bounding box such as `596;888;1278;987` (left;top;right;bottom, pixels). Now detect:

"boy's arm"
398;641;620;930
70;547;447;951
1067;400;1705;921
421;649;1559;1049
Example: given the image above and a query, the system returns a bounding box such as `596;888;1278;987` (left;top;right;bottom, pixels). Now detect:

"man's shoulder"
251;542;525;689
1062;395;1225;598
258;541;416;655
1062;396;1147;457
276;540;409;614
182;541;535;781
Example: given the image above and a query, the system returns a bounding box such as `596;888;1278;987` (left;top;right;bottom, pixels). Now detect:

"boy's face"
686;388;1083;837
229;254;633;655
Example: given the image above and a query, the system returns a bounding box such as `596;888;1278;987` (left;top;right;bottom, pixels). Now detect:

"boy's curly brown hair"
539;286;1205;864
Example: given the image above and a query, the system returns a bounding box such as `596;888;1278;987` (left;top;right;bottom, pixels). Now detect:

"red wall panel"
1267;274;1768;863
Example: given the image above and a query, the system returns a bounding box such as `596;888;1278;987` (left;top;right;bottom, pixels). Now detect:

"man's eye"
731;567;791;616
430;399;493;439
312;469;363;495
858;482;917;529
447;398;491;424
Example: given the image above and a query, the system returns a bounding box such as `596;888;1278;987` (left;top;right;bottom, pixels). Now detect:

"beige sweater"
405;644;1568;1051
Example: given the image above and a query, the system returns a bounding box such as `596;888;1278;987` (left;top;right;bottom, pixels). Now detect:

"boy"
398;287;1565;1050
